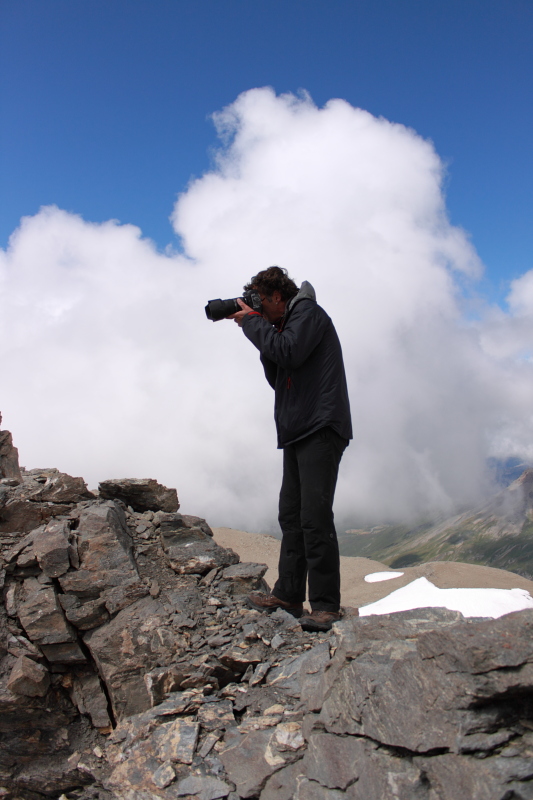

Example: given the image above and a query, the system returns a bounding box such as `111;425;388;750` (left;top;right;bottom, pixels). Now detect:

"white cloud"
2;88;533;530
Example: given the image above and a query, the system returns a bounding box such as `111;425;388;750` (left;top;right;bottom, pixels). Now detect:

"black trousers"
273;427;348;612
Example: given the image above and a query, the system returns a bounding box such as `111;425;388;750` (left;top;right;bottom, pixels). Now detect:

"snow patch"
364;571;404;583
359;577;533;619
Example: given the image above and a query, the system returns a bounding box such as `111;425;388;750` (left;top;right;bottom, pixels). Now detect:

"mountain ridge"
339;469;533;577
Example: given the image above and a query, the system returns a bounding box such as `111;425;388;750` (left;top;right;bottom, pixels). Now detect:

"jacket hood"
287;281;316;312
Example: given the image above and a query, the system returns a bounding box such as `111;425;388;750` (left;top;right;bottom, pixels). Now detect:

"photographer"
228;266;352;632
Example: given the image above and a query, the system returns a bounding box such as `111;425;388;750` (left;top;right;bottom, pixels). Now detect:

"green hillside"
339;470;533;579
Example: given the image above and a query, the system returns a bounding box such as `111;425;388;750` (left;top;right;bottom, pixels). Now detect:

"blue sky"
1;0;532;305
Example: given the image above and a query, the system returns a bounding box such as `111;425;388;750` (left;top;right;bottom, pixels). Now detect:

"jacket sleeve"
241;301;328;370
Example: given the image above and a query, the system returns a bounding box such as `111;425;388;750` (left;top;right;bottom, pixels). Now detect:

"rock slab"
98;478;179;512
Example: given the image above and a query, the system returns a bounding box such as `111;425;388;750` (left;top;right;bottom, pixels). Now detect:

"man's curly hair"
244;266;299;301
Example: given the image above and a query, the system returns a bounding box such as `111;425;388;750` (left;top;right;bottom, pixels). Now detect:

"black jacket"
241;281;352;448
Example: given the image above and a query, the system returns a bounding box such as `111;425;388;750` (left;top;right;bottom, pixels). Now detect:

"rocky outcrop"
1;426;533;799
0;427;22;486
99;607;533;800
0;467;95;534
98;478;179;513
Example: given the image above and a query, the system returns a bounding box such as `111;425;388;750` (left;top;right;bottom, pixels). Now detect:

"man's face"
258;290;286;324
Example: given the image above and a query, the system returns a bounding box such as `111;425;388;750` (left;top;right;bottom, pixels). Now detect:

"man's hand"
227;298;255;327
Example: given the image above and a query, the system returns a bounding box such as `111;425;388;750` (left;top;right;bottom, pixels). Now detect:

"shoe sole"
247;598;304;618
299;620;332;632
299;616;340;633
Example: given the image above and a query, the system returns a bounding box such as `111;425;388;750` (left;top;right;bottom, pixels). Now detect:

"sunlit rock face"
1;426;533;799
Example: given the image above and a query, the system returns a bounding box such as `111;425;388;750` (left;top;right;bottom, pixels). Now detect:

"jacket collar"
277;281;316;330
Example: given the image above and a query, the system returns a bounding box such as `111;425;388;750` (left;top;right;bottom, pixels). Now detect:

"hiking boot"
299;609;341;632
247;592;304;618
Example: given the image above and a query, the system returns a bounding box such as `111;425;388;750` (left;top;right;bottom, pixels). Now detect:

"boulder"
5;633;42;661
144;664;191;706
69;670;112;729
26;470;94;504
317;610;533;754
159;514;239;575
58;593;110;630
0;429;22;485
197;699;235;731
58;501;139;598
6;655;50;697
220;562;269;595
98;478;179;512
0;467;93;534
0;497;71;534
83;595;184;719
40;641;87;665
10;756;95;797
219;725;303;798
32;518;72;577
17;578;77;645
175;775;231;799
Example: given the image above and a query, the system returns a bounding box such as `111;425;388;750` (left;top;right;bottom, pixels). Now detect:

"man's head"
244;266;298;324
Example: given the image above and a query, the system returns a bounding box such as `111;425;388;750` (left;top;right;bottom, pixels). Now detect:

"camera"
205;290;263;321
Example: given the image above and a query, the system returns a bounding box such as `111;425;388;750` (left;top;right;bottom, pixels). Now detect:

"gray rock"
152;760;176;789
58;593;109;630
181;513;214;537
198;732;220;758
18;578;77;645
100;580;149;614
7;655;50;696
250;662;271;686
293;779;345;800
300;733;364;790
83;595;182;719
344;745;428;800
0;496;71;534
220;640;270;674
219;727;298;798
58;501;139;598
0;430;22;485
5;453;533;800
160;516;239;575
221;562;269;595
197;699;236;731
150;716;200;764
28;471;94;503
267;641;330;697
40;641;87;664
69;670;112;729
11;756;95;797
144;664;190;706
98;478;179;512
416;608;533;672
2;585;21;626
106;750;162;797
6;633;42;661
176;774;231;799
414;751;523;800
260;760;306;800
319;611;533;755
32;519;71;577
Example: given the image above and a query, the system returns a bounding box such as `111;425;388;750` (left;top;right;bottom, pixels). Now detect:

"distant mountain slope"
339;470;533;579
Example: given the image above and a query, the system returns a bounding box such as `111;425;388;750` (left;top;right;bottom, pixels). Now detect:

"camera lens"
205;298;240;321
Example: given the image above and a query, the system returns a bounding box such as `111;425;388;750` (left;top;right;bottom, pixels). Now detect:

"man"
228;266;352;632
